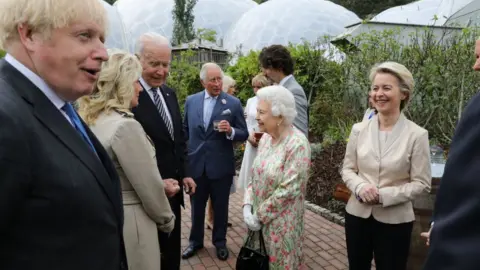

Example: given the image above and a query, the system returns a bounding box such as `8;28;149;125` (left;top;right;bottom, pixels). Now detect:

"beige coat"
341;114;431;224
90;110;175;270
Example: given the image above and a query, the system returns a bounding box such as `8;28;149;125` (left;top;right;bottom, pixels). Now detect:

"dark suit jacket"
0;59;126;270
183;90;248;179
423;92;480;270
132;84;187;205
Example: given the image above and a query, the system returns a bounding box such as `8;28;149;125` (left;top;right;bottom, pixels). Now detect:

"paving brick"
200;256;216;267
180;192;350;269
318;250;335;261
329;258;347;269
192;264;207;270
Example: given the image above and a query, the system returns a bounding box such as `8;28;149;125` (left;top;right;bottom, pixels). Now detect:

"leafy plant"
340;26;480;146
171;0;197;46
226;51;261;105
167;49;202;112
170;27;480;148
196;28;217;43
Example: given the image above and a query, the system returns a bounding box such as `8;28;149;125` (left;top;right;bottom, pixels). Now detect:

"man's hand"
218;120;232;135
164;178;180;198
183;177;197;195
358;184;379;204
421;224;433;246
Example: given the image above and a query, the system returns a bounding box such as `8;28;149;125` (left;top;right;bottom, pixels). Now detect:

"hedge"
168;27;480;147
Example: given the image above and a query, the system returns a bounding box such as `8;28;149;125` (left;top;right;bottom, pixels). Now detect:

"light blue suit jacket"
183;91;248;179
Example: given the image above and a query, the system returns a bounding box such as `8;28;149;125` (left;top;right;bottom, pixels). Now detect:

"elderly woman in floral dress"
243;85;311;270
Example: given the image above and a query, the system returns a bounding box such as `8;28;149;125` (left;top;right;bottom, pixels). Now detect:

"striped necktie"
150;87;174;139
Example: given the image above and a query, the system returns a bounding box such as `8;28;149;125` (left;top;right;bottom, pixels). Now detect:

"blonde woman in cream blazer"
78;50;176;270
341;61;431;270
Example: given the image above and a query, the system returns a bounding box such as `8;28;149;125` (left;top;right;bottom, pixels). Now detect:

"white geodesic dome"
101;1;130;51
115;0;257;51
194;0;257;41
371;0;480;26
223;0;360;54
371;0;441;25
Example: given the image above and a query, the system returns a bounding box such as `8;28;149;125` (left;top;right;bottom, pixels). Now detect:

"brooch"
221;99;226;104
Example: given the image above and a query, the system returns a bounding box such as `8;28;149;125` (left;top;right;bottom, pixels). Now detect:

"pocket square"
221;109;232;115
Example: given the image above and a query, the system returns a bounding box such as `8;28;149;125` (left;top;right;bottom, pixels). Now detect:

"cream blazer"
90;110;175;270
341;113;432;224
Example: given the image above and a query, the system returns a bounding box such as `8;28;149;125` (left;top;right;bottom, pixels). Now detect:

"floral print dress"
244;127;311;270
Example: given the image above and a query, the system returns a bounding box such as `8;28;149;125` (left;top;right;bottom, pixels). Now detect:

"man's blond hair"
0;0;108;50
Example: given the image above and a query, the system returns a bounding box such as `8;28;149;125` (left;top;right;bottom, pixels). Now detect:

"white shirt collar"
139;77;153;90
204;90;218;100
5;53;65;110
279;74;293;86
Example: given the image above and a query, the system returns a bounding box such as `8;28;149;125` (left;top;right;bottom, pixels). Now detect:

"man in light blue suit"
182;63;248;261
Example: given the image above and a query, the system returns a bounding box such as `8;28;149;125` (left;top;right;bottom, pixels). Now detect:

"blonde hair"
222;75;236;93
252;74;271;88
369;61;414;110
0;0;107;50
77;50;142;125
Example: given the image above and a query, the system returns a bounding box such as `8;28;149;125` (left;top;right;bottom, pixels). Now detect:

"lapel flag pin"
221;99;226;104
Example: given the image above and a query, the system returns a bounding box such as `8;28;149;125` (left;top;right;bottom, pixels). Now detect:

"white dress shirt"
139;77;173;124
5;53;71;125
203;90;235;140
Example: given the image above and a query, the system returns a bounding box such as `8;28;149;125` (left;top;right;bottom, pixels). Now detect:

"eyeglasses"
208;77;223;83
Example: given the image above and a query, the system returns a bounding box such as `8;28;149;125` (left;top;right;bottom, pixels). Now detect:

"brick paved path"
180;191;363;270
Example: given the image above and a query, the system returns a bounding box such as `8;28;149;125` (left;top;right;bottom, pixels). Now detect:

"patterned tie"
61;103;97;154
150;87;174;139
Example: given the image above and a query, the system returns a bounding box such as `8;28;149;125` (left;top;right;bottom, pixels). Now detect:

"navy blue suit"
0;59;126;270
424;92;480;270
183;90;247;248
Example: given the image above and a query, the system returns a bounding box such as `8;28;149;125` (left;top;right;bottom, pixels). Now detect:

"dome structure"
371;0;480;26
445;0;480;26
194;0;257;40
371;0;441;25
223;0;360;54
115;0;257;51
101;0;130;51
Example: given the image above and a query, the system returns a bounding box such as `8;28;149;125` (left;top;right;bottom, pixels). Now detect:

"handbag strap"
257;229;267;255
245;229;268;255
245;229;255;245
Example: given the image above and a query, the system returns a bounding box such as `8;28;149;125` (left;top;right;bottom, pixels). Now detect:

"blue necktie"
62;103;97;154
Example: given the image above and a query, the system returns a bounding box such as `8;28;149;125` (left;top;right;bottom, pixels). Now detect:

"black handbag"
236;229;269;270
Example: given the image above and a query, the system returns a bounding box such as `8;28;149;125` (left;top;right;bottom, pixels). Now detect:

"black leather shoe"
182;245;203;259
216;247;229;261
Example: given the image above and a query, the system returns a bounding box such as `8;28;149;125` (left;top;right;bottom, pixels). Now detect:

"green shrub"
226;51;261;105
167;50;202;113
168;27;480;148
0;50;5;58
339;27;480;146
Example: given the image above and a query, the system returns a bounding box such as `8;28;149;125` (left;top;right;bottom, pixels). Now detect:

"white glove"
243;205;261;231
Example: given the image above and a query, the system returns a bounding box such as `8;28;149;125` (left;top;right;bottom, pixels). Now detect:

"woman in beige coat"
78;50;177;270
341;62;431;270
